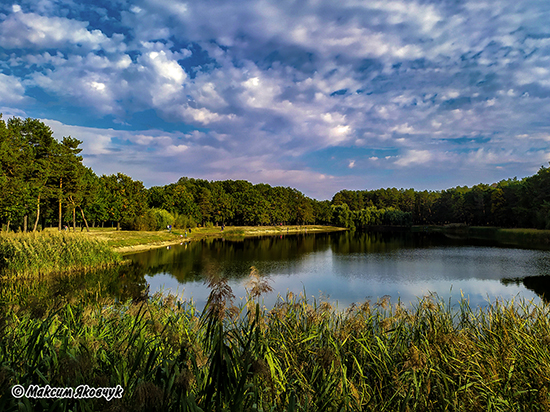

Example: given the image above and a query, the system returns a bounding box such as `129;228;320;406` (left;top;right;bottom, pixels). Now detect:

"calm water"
126;231;550;309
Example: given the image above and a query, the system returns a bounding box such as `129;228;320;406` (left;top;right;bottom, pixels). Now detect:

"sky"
1;0;550;199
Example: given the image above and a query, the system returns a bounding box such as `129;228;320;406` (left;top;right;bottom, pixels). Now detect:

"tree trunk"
79;206;90;232
72;207;76;232
6;220;10;232
33;194;41;232
117;221;120;231
58;178;63;231
23;215;28;232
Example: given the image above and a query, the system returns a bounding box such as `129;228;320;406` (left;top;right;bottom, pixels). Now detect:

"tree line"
1;116;549;232
0;116;331;231
331;168;550;230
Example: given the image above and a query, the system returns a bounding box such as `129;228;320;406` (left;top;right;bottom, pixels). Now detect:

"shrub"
150;208;174;231
121;208;175;231
174;213;197;229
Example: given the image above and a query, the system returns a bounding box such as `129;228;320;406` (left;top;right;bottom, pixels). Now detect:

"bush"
174;213;196;229
122;212;155;231
150;208;174;231
122;209;175;231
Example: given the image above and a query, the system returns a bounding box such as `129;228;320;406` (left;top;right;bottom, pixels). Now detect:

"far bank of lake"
418;225;550;250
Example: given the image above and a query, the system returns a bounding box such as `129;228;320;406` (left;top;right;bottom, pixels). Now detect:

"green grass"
493;228;550;248
412;225;550;249
0;232;121;278
457;226;550;249
83;225;345;252
1;273;549;411
79;227;182;248
0;226;344;276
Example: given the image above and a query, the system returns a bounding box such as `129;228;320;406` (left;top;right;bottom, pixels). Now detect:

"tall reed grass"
1;272;549;411
0;232;121;277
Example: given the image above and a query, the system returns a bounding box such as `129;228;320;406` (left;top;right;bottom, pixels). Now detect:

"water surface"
127;231;550;309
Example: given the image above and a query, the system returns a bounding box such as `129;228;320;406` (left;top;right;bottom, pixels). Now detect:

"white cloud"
164;144;189;155
390;123;416;134
395;150;434;167
2;0;550;196
0;10;125;52
466;148;517;166
241;75;282;108
42;119;116;156
181;107;227;125
0;73;27;104
328;125;352;144
31;67;121;115
367;0;442;33
144;51;186;84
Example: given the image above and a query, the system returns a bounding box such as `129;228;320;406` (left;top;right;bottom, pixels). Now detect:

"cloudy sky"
1;0;550;199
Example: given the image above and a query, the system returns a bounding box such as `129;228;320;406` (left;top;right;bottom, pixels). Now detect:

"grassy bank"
468;227;550;248
413;225;550;249
1;275;549;411
0;232;121;278
0;225;344;276
84;225;346;254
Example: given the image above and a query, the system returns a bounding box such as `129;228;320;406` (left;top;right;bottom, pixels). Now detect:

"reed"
0;232;121;277
1;276;549;411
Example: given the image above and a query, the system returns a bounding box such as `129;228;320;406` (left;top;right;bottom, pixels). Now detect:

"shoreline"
107;225;347;255
411;224;550;250
0;226;346;277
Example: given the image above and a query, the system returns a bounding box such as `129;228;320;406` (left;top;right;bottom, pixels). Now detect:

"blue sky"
1;0;550;199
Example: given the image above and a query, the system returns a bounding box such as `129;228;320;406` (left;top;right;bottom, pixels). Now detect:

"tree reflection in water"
502;276;550;304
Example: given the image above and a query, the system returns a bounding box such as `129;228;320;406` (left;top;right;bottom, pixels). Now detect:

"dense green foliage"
332;167;550;229
1;274;549;411
2;115;550;232
0;232;121;277
0;116;328;231
146;178;322;227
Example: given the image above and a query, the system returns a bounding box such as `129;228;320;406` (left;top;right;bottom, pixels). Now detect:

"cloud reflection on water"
140;232;548;311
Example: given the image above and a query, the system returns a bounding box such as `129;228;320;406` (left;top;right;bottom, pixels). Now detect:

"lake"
126;230;550;310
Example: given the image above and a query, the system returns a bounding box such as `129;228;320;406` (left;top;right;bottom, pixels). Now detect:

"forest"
1;116;550;232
